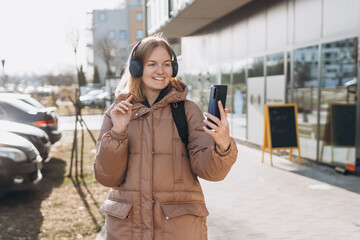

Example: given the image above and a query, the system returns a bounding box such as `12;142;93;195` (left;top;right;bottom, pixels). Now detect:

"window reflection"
184;70;200;103
221;64;232;114
99;12;107;22
294;45;319;160
108;30;116;40
119;30;127;40
248;56;264;77
201;66;218;112
136;12;143;22
136;30;144;40
231;60;247;140
185;67;218;112
286;51;292;103
321;38;357;88
266;52;285;104
320;37;357;165
266;52;284;76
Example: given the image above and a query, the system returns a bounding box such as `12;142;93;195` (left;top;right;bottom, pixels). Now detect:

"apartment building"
87;0;144;84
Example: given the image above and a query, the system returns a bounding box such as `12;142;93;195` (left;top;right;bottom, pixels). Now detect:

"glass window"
266;52;284;76
231;60;247;140
99;12;107;22
220;64;232;115
136;12;143;22
119;30;127;40
248;56;264;77
169;0;175;16
321;38;357;88
198;67;217;113
184;70;201;104
293;45;319;161
108;30;116;40
266;52;285;105
221;64;231;85
286;51;292;103
319;37;357;166
136;30;144;40
119;48;128;61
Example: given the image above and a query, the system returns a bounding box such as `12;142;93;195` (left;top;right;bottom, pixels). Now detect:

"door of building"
247;76;265;145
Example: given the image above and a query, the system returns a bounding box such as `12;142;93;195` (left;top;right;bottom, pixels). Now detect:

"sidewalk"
96;142;360;240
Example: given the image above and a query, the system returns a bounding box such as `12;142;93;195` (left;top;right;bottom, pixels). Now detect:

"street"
59;114;104;131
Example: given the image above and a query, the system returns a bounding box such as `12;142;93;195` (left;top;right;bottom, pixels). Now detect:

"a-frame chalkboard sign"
262;104;301;166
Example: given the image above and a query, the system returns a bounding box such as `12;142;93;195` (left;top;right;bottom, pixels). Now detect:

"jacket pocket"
99;199;132;219
99;200;133;240
161;202;209;240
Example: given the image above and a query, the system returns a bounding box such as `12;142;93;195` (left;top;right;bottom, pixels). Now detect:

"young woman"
94;34;238;240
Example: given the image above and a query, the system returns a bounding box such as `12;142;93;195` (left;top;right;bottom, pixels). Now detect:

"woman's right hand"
110;95;133;134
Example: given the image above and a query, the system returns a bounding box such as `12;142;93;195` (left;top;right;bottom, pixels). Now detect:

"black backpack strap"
170;101;188;148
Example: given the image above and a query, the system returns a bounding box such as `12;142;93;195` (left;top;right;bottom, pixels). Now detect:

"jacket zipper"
150;109;154;240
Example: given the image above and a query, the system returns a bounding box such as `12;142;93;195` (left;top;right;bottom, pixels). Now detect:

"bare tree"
66;19;81;84
95;36;120;78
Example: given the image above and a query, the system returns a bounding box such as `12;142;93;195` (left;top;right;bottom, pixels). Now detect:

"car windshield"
21;98;44;109
1;98;40;113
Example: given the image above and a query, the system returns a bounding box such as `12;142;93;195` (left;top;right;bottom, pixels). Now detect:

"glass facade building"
146;0;360;173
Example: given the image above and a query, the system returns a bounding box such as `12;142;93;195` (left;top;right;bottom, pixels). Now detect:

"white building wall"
323;0;360;38
294;0;322;44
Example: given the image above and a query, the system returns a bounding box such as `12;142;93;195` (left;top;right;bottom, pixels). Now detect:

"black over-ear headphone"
129;41;178;78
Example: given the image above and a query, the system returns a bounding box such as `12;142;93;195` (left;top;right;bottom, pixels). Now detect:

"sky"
0;0;125;76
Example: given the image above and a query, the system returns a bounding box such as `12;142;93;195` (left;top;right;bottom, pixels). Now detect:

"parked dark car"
0;96;61;144
0;131;43;195
0;120;51;163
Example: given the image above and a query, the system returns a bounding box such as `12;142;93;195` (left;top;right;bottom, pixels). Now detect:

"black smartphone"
207;84;227;129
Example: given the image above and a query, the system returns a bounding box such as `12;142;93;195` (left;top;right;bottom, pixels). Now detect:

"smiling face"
141;46;172;103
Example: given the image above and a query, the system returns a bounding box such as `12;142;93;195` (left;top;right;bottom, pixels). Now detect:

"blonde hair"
115;34;183;103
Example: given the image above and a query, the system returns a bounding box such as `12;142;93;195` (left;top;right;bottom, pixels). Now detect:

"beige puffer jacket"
94;81;238;240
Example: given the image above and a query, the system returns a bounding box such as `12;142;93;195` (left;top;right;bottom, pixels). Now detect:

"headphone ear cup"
129;60;143;78
171;61;178;77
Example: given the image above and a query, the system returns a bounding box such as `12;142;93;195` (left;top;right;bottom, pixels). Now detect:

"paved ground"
96;142;360;240
59;114;104;131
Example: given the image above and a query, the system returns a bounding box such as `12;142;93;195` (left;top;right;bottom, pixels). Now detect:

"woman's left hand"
203;101;231;152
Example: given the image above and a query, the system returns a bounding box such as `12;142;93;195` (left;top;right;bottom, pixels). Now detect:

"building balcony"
146;0;254;37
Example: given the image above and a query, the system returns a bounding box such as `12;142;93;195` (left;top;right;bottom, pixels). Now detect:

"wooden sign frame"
262;103;301;166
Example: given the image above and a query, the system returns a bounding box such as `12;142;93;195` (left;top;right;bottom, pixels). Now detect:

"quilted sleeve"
93;104;129;187
185;100;238;181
